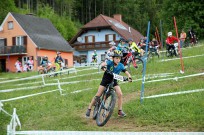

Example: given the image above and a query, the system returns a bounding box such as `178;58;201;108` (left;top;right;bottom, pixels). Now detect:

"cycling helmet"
57;51;61;54
44;55;47;58
127;38;133;42
112;50;123;57
168;32;172;36
119;37;126;42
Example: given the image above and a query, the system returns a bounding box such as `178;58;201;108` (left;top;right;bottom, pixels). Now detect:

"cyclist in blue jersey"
86;50;132;118
116;38;129;64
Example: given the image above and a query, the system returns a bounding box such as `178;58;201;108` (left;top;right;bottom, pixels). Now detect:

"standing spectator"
179;29;186;48
27;56;34;71
23;62;29;72
15;59;22;73
188;28;196;46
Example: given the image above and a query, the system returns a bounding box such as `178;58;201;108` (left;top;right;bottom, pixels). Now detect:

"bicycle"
122;50;144;74
92;69;129;126
166;43;179;57
148;46;160;59
38;65;57;77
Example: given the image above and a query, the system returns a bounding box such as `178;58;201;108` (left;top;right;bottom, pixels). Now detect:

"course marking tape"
160;54;204;62
144;89;204;99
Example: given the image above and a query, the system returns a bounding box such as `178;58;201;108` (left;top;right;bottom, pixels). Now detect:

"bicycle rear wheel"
127;58;144;75
96;90;116;126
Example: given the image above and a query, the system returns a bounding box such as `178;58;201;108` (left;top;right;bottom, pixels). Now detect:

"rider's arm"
124;70;132;82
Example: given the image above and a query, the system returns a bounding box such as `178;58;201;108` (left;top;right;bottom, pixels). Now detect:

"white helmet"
168;32;172;36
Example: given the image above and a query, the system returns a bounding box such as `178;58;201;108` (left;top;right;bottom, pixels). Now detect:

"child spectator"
27;56;34;71
15;59;22;73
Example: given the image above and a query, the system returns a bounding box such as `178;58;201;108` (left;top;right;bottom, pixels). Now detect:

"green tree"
0;0;17;23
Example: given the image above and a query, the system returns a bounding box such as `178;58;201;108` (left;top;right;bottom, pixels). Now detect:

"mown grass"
0;42;204;134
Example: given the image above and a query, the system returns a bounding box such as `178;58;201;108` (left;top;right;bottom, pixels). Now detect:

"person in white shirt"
15;59;22;73
27;56;34;70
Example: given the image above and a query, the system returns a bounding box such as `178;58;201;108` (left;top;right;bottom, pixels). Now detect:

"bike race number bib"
113;74;124;81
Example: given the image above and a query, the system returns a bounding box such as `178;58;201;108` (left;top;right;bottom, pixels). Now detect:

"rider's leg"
114;85;123;111
55;63;60;71
114;85;126;117
87;85;105;110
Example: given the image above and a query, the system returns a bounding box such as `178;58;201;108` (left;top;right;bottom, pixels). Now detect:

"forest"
0;0;203;41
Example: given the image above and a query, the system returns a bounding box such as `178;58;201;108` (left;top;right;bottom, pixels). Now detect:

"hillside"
0;43;204;134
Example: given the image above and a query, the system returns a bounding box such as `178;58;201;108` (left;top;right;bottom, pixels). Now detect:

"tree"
0;0;17;23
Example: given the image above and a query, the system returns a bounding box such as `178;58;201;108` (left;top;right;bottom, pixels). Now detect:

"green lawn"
0;42;204;134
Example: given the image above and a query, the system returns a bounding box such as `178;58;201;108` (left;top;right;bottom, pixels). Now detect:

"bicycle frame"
123;52;137;67
93;70;128;126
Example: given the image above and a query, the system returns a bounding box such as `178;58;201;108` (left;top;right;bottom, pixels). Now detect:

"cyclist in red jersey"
166;32;179;56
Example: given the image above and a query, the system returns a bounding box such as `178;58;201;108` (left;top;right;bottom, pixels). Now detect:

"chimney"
113;14;122;22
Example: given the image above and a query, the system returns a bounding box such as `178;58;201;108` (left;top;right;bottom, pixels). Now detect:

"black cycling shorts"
100;72;118;87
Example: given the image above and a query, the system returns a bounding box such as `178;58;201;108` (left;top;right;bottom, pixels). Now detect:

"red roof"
70;14;144;44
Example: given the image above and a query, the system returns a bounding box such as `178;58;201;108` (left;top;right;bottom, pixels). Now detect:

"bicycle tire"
38;69;45;74
93;103;99;120
127;58;144;74
96;90;116;126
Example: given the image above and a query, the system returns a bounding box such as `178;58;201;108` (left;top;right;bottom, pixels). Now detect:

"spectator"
27;56;34;71
180;29;186;48
23;62;29;72
187;28;196;46
15;59;22;73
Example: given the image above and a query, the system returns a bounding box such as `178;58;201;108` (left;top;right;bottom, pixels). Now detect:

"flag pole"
173;16;185;74
140;21;150;103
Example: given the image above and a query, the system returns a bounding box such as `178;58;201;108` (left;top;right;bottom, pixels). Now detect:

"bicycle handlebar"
101;66;132;82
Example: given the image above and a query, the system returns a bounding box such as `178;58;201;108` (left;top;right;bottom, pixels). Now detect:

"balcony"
72;41;111;51
0;45;27;55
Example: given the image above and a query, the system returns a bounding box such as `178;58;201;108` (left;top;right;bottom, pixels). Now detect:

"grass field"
0;42;204;134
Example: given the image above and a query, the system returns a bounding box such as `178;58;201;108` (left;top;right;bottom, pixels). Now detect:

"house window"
105;34;116;41
22;56;30;66
8;21;13;30
16;36;24;46
85;35;95;43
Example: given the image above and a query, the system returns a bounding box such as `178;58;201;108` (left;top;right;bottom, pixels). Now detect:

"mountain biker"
92;50;98;63
41;55;51;71
116;38;129;64
55;51;63;71
127;38;141;57
150;38;159;54
86;50;132;118
137;38;146;56
166;32;179;56
104;41;117;61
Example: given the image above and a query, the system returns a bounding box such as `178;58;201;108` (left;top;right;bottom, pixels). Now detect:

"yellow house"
0;12;73;72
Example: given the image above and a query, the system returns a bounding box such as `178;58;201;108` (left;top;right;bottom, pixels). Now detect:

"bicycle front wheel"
127;58;144;75
96;90;116;126
38;69;45;74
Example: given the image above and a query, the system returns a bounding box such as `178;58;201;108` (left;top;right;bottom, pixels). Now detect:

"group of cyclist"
85;33;179;119
40;51;64;73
